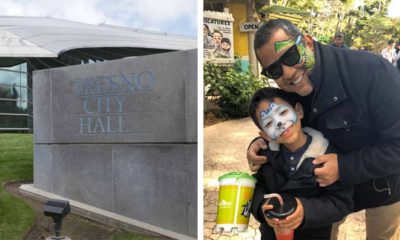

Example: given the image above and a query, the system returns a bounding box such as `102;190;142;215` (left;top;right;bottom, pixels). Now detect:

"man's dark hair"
388;39;394;45
334;32;344;38
254;19;302;51
249;87;300;130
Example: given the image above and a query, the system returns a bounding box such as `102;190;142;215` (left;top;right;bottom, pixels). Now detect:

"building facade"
0;16;195;132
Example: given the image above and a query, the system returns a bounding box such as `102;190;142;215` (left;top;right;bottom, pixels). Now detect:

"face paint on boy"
260;102;298;140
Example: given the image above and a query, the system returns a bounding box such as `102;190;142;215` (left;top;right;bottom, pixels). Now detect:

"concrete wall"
33;50;197;238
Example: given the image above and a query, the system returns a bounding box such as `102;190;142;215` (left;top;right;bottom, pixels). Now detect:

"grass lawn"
0;134;35;240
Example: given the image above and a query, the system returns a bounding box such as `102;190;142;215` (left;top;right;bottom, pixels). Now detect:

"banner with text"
203;11;234;64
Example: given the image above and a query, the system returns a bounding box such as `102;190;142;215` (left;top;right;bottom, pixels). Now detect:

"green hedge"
204;60;267;118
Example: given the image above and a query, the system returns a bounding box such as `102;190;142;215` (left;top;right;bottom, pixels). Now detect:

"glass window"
18;101;30;113
0;115;29;128
27;102;33;115
17;87;28;101
0;85;17;100
0;71;22;86
0;99;25;113
20;63;27;72
20;73;27;87
0;62;30;131
27;88;32;102
27;117;33;129
0;85;28;101
0;62;27;73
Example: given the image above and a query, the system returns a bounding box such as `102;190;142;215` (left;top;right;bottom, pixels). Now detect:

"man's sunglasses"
260;36;302;79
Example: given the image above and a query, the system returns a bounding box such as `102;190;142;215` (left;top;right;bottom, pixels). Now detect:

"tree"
267;0;399;52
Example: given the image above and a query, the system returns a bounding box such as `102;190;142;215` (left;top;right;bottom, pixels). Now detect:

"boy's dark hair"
388;39;394;45
254;19;302;51
249;87;300;130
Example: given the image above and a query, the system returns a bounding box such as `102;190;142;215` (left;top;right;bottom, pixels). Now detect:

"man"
382;39;396;65
330;32;347;48
247;19;400;239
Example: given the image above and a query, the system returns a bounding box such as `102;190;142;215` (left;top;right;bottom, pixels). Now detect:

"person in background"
394;41;400;70
330;32;347;48
381;39;396;66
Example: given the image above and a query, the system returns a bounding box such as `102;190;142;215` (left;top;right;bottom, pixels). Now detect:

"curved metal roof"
0;16;196;58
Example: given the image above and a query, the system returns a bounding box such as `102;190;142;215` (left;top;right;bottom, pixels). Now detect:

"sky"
0;0;198;36
388;0;400;17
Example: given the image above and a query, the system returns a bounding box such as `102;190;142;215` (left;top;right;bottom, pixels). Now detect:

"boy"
249;87;353;240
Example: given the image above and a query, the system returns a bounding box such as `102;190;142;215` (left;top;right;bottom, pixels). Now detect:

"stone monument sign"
30;49;197;239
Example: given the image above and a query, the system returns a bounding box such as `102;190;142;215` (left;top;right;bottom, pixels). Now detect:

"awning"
258;5;311;25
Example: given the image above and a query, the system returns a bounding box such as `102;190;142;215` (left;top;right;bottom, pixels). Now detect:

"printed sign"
239;22;261;32
203;11;234;63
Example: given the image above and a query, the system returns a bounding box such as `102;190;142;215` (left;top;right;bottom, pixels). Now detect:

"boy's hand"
262;203;279;228
262;198;304;230
247;135;268;172
278;198;304;230
313;154;339;187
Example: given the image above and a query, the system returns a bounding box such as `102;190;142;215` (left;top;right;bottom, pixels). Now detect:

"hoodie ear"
295;103;304;120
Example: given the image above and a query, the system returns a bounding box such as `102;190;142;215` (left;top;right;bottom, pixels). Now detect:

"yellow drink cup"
214;172;256;232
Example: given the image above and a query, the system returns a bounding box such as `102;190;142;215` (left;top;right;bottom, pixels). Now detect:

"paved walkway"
204;117;366;240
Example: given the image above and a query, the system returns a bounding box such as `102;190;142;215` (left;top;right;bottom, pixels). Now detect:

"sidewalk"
204;117;366;240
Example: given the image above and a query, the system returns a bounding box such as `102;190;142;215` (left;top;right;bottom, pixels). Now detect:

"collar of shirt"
281;133;312;178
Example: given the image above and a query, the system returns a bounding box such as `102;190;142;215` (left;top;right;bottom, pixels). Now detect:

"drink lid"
264;194;297;219
218;172;256;182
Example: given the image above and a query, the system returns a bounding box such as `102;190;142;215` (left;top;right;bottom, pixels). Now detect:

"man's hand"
247;136;268;172
313;153;339;187
278;198;304;230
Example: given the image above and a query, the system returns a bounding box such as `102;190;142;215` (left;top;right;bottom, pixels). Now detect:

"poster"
203;11;234;63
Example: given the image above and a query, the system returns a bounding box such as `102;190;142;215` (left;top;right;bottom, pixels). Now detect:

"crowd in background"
330;31;400;72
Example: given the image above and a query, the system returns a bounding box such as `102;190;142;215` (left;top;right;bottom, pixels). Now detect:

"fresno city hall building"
0;16;195;132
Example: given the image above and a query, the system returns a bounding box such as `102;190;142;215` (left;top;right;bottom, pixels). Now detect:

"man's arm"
294;182;353;229
247;137;268;172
